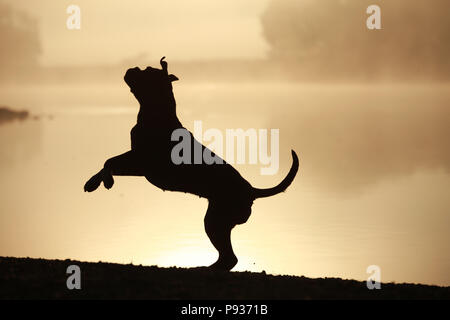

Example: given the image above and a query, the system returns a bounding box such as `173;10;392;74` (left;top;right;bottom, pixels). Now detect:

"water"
0;82;449;286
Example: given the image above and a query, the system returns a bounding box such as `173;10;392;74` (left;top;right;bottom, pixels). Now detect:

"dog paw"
102;172;114;189
84;173;102;192
209;255;238;272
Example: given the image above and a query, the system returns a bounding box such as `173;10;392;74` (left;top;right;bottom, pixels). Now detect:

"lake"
0;82;449;286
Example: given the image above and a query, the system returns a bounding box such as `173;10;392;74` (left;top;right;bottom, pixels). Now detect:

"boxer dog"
84;57;299;271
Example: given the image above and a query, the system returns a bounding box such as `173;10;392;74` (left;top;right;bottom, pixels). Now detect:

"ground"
0;257;448;299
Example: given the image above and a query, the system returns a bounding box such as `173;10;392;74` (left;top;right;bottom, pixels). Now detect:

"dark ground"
0;257;448;300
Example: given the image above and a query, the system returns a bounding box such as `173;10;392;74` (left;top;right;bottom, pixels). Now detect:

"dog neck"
136;99;182;131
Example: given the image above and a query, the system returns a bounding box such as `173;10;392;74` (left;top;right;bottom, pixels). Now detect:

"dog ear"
160;56;168;72
168;74;179;82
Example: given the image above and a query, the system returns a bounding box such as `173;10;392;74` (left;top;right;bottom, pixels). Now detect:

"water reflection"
0;83;449;286
270;84;450;193
0;115;42;169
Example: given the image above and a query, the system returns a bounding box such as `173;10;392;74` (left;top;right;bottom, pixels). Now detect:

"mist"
2;1;450;82
0;1;41;81
261;0;450;81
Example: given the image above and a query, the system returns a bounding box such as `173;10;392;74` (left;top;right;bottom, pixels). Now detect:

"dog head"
124;57;179;105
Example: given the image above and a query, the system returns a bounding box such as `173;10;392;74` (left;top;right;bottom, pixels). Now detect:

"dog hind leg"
204;202;238;271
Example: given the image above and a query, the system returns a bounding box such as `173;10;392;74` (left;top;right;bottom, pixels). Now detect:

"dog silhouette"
84;57;299;271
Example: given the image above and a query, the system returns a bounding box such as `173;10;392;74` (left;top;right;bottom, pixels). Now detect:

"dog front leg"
83;168;106;192
84;150;143;192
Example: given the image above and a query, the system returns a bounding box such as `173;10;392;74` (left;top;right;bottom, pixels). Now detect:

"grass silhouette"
0;257;448;299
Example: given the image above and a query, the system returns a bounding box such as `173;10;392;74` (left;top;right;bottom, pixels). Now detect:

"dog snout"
124;67;140;81
128;67;140;73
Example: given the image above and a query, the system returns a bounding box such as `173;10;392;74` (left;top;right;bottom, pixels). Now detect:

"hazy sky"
7;0;270;66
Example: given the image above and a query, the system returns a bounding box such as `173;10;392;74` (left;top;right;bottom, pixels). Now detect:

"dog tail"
252;150;299;199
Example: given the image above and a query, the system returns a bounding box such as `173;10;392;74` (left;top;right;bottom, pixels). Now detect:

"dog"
84;57;299;271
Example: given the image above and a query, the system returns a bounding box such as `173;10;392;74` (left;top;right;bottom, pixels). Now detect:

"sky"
7;0;270;66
